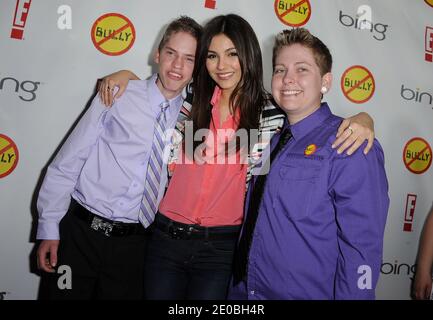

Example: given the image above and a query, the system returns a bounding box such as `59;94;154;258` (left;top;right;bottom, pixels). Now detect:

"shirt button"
133;183;138;187
250;290;255;295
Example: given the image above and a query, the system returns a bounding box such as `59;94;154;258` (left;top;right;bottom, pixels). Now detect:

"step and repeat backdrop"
0;0;432;300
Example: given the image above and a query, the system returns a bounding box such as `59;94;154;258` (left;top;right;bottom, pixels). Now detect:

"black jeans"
45;201;148;300
144;214;239;300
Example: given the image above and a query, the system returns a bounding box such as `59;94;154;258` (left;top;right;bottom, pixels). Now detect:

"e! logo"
204;0;216;9
425;27;433;62
10;0;32;40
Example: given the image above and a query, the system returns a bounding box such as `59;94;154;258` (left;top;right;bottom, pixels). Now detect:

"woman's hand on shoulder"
332;112;375;155
98;70;140;107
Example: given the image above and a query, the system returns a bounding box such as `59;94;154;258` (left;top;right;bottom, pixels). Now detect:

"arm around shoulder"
333;112;375;155
98;70;140;107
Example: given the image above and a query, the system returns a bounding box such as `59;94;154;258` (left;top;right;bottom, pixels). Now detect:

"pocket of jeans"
208;239;237;255
151;226;172;242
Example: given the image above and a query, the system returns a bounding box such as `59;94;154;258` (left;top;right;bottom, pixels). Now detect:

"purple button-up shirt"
229;103;389;300
37;75;182;240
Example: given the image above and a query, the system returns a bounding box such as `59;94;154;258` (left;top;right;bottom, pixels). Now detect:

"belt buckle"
168;225;184;239
90;216;113;237
168;225;194;240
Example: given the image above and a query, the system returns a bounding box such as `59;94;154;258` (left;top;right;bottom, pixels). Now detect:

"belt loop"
205;227;209;240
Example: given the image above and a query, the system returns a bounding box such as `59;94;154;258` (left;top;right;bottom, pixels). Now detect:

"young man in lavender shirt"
36;16;201;299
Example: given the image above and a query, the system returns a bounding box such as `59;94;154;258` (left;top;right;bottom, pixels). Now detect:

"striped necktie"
139;101;170;227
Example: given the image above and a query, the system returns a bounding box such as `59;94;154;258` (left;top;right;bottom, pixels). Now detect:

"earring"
321;86;327;94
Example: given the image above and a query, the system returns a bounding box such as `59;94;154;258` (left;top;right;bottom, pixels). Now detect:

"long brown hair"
190;14;267;152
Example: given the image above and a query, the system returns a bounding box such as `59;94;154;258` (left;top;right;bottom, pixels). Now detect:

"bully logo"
403;137;432;175
10;0;32;40
0;134;19;179
274;0;311;27
341;65;375;103
91;13;136;56
403;194;417;232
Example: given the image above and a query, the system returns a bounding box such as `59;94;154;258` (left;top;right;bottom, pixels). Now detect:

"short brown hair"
158;16;202;52
272;28;332;76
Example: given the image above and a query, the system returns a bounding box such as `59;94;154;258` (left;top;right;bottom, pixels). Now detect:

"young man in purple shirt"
36;16;201;299
230;28;389;300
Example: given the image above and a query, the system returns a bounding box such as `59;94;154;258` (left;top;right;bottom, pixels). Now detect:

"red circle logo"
0;134;19;179
274;0;312;27
91;13;136;56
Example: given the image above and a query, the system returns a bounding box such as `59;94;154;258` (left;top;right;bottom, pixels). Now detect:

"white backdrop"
0;0;432;300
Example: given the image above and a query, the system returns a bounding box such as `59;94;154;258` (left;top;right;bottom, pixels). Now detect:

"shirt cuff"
36;221;60;240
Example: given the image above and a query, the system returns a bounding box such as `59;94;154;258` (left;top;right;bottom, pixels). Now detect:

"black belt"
71;199;147;237
153;213;241;240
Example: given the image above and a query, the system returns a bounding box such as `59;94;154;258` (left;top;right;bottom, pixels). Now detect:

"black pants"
144;213;239;300
45;202;148;300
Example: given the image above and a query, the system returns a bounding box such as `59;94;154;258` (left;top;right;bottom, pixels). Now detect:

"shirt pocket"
273;157;322;221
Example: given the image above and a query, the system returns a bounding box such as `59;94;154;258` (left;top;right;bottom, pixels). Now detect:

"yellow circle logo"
403;137;432;174
274;0;311;27
91;13;136;56
0;134;19;179
341;65;375;104
304;144;317;156
425;0;433;8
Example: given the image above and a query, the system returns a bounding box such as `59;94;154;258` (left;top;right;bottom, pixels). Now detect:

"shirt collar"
211;86;222;107
148;73;183;112
283;102;332;140
210;86;241;127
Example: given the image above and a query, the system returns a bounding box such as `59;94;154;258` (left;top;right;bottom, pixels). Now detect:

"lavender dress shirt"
37;75;182;239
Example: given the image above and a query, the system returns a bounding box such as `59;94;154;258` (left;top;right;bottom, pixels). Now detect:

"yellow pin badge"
304;144;317;156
